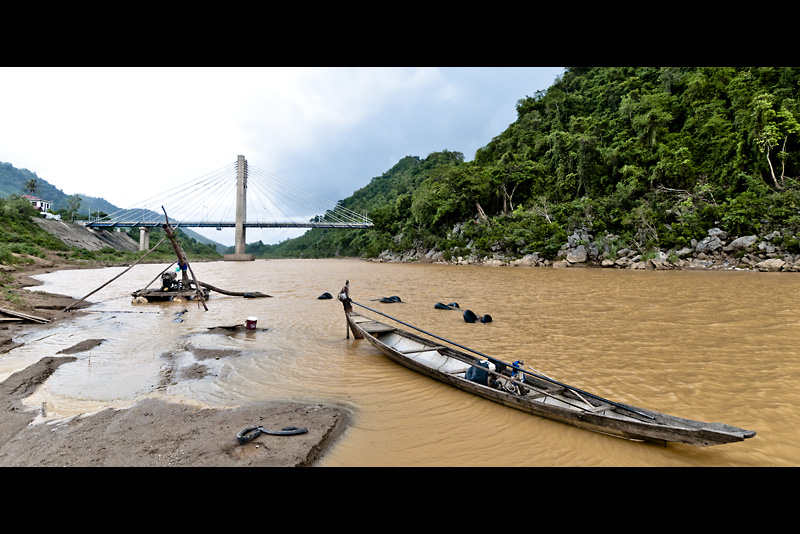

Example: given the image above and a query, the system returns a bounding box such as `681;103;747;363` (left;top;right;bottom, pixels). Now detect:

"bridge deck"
85;221;372;229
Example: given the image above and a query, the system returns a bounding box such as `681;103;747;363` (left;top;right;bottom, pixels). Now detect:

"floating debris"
0;307;49;324
206;324;268;334
463;310;492;323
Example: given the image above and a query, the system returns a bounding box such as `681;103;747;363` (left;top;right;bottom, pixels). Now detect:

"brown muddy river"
4;259;799;466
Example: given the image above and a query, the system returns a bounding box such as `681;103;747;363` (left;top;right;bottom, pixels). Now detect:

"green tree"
67;194;82;221
22;178;39;196
749;94;800;188
412;164;491;231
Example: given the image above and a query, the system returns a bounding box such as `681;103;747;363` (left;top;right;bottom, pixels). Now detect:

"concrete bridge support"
224;155;255;261
139;227;150;251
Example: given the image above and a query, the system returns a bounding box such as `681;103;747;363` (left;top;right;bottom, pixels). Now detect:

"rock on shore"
373;226;800;273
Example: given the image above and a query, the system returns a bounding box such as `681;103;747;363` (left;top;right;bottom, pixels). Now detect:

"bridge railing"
85;220;373;229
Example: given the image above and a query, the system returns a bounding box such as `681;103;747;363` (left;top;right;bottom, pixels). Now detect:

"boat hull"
345;311;756;448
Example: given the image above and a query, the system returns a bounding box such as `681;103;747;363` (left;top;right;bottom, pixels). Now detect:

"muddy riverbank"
0;259;349;467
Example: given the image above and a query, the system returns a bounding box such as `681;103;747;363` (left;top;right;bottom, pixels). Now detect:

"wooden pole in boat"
162;207;208;311
338;280;361;339
340;281;351;339
161;210;190;286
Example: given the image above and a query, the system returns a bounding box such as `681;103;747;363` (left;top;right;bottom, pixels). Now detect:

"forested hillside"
253;67;800;262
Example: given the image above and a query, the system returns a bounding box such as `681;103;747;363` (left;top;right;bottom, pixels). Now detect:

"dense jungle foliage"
252;67;800;260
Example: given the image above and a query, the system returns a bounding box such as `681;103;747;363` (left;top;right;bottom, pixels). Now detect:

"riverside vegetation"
245;67;800;272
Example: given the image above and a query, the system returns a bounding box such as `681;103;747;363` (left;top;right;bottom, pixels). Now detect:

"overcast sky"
0;67;564;245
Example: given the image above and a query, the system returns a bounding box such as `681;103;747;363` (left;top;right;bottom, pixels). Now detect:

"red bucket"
245;317;258;330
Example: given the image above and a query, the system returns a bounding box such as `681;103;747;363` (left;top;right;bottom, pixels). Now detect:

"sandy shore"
0;257;350;467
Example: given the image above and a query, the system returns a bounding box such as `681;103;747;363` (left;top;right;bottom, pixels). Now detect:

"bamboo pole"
161;207;207;311
63;236;167;312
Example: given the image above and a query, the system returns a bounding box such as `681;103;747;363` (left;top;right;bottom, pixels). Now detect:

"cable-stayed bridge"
85;155;372;260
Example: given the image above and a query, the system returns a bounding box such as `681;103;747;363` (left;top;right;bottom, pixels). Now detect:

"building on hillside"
21;194;52;213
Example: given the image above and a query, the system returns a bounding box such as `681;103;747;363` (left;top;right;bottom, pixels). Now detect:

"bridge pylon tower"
223;155;255;261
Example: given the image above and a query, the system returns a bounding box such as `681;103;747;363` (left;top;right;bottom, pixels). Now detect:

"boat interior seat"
359;321;396;334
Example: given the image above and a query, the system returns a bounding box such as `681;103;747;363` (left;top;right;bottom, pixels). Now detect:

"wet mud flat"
0;355;349;467
0;266;350;467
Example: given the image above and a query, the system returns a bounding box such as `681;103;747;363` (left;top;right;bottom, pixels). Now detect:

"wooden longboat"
338;283;756;448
